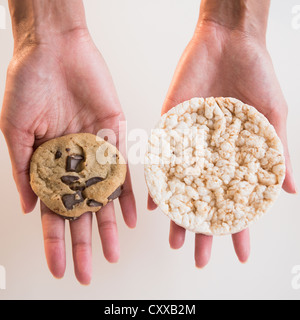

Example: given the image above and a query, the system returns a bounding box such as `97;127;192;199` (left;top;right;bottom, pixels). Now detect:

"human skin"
148;0;297;267
1;0;137;285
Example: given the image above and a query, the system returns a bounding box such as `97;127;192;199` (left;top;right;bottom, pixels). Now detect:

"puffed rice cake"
145;97;286;236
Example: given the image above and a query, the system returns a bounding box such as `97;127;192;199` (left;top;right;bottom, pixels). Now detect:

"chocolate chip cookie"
30;133;126;219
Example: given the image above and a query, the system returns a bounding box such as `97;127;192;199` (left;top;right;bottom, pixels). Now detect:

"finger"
118;167;137;228
2;129;37;213
96;201;120;263
40;201;66;279
69;212;93;285
169;221;186;249
195;233;213;268
232;228;250;263
147;194;157;211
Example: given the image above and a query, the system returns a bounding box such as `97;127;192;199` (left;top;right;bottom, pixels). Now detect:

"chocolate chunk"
61;176;80;185
70;185;86;192
85;177;104;187
62;191;84;210
87;199;103;207
66;155;84;172
108;186;123;201
61;175;85;192
55;150;62;159
66;148;70;152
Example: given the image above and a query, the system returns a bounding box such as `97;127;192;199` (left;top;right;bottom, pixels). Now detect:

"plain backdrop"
0;0;299;300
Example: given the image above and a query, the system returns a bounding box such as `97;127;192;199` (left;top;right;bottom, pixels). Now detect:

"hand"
148;0;296;268
1;1;136;285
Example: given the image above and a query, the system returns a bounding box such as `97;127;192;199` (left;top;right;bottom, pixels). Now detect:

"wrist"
8;0;88;52
196;0;270;42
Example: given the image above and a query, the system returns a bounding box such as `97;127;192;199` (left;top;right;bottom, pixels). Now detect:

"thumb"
281;133;297;194
1;123;37;213
269;113;297;194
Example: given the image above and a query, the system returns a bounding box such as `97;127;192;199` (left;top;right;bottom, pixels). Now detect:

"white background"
0;0;300;300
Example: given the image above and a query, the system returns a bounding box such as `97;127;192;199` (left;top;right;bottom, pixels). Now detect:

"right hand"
1;25;137;285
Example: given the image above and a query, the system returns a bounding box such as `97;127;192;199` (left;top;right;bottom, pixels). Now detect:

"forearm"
198;0;270;40
8;0;87;51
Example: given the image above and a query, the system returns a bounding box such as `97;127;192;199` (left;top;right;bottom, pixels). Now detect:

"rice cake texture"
144;97;286;236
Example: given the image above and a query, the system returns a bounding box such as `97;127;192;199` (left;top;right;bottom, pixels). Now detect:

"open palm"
148;22;296;267
1;30;137;284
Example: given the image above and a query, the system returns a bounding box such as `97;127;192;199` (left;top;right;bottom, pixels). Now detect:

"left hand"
148;19;296;268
